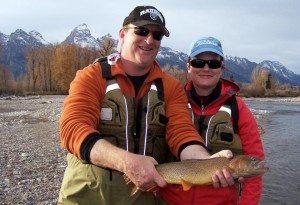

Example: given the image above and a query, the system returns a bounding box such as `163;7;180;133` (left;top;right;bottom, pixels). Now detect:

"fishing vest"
96;58;172;164
190;96;243;155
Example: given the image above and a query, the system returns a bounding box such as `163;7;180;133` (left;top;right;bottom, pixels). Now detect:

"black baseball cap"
123;5;170;37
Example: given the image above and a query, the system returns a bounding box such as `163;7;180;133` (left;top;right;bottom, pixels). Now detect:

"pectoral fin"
180;178;193;191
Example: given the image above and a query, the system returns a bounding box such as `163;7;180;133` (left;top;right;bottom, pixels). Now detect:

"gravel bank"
1;95;298;204
0;95;67;205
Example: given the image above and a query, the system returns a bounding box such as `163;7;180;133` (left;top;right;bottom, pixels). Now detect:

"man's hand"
90;139;167;191
123;153;167;191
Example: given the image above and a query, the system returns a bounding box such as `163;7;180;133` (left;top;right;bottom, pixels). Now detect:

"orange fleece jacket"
60;59;204;159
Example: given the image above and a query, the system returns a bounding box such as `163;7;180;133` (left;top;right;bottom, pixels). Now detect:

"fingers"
138;173;166;192
210;150;235;188
123;155;166;192
211;150;233;159
212;168;235;188
153;172;167;188
238;176;244;184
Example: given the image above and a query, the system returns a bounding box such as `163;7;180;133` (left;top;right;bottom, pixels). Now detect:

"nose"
145;33;155;44
202;63;210;70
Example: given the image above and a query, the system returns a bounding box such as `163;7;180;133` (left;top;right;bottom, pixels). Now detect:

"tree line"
1;39;296;97
0;37;116;94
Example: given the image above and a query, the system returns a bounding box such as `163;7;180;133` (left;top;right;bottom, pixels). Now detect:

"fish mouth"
251;160;269;172
255;160;266;168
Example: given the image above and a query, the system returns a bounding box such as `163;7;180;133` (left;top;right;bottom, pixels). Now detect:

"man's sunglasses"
190;59;223;69
125;27;164;41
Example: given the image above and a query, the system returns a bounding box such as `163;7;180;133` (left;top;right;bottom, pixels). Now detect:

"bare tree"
0;64;13;93
245;66;271;97
0;42;3;61
26;46;39;92
80;46;95;67
98;37;116;57
251;66;269;88
52;44;82;92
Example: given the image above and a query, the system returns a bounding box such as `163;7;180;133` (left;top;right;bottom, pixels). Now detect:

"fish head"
229;155;269;178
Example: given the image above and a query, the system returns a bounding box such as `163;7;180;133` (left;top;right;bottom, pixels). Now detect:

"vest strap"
94;57;112;79
154;78;164;101
224;95;239;134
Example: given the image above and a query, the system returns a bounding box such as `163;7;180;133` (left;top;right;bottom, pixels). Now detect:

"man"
158;36;265;205
58;6;235;205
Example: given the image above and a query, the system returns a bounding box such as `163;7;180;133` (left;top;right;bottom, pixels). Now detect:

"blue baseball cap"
188;36;224;58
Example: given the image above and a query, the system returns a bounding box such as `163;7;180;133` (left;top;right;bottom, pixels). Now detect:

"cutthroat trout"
124;155;268;195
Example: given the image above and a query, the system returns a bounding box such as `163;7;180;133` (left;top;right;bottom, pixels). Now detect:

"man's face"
120;24;162;69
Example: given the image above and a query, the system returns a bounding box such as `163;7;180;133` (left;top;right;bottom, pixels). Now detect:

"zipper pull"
201;104;205;115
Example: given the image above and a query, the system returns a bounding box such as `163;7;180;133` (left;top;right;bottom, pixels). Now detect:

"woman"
159;37;265;205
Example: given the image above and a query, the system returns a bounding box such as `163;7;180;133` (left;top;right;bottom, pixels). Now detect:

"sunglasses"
190;59;223;69
125;27;164;41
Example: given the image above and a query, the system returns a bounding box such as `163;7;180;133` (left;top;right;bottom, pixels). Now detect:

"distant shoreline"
1;95;300;102
242;96;300;102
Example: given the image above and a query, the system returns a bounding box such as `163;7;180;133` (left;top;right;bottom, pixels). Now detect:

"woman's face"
187;52;223;93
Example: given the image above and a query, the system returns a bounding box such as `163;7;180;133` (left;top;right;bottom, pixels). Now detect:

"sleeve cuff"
80;133;103;163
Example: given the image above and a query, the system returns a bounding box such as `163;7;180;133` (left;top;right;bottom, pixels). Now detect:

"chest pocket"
205;106;242;155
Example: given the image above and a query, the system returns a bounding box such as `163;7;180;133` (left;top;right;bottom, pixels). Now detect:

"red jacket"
159;79;265;205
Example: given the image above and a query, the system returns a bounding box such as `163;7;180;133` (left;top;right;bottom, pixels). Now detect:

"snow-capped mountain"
0;29;46;77
156;46;188;69
222;56;258;83
1;24;299;85
63;23;99;48
28;30;48;45
221;57;300;85
0;32;9;44
63;24;118;52
259;60;300;85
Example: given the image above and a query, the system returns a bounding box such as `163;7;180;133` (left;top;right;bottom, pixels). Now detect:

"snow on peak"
65;23;99;48
75;23;88;30
225;55;254;65
260;60;284;68
73;23;91;36
10;29;38;46
29;30;48;44
0;32;9;44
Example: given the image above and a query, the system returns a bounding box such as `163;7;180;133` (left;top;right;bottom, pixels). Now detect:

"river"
1;96;299;204
243;98;300;205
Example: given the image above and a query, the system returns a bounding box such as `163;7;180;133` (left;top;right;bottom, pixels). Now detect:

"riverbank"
243;96;300;102
0;95;299;204
0;95;66;204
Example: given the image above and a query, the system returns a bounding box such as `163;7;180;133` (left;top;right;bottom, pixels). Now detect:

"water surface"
244;98;300;205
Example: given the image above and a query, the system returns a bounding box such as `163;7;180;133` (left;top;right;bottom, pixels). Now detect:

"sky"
1;0;300;74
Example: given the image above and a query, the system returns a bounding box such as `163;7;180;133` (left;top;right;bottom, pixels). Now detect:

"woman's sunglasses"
190;59;223;69
125;27;164;41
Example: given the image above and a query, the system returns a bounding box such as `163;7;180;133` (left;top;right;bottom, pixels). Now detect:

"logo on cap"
140;9;164;23
195;39;218;47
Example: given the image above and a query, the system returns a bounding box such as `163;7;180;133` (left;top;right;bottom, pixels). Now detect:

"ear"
119;28;125;44
186;62;191;72
186;62;192;81
220;66;224;75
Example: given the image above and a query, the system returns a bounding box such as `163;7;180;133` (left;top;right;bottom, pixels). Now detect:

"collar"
191;82;221;107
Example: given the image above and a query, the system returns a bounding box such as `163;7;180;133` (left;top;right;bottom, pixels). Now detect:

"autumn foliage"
0;41;298;97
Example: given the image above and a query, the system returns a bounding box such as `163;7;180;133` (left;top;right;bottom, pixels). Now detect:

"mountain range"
1;23;299;85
